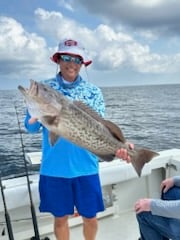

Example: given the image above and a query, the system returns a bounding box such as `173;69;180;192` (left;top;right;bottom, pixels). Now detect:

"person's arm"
151;199;180;219
96;87;134;161
160;176;180;193
93;86;133;162
134;197;180;219
24;110;42;133
173;176;180;187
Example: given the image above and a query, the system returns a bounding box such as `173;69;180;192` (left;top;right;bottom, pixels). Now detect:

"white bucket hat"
51;39;92;66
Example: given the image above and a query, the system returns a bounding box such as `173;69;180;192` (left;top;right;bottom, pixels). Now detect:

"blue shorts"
39;174;105;218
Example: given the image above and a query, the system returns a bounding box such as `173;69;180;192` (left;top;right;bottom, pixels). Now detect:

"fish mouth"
29;79;39;96
18;85;27;96
18;79;38;97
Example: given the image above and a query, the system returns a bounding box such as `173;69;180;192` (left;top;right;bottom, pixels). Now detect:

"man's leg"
54;216;69;240
74;174;104;240
160;186;180;240
82;217;98;240
137;212;169;240
162;186;180;200
137;211;180;240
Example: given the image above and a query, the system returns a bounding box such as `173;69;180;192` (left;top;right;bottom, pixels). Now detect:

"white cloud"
1;7;180;89
58;0;74;12
0;16;48;62
35;8;89;41
34;8;180;75
137;30;159;41
0;16;54;86
94;24;133;42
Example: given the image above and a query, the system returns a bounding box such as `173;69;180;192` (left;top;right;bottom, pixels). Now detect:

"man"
24;38;131;240
135;176;180;240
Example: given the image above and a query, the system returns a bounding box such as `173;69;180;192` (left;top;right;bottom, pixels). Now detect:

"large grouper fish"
18;80;159;176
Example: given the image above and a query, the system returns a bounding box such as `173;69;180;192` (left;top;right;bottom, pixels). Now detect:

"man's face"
59;54;83;82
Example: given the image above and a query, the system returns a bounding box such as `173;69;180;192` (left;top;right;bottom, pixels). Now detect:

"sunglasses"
60;55;83;64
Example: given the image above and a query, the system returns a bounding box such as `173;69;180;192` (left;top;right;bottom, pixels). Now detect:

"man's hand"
28;117;38;124
116;143;134;163
160;177;174;193
134;198;151;214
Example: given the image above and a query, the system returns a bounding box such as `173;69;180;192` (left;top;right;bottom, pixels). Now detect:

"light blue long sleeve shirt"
24;74;105;178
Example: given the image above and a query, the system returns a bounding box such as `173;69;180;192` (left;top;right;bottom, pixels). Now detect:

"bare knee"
83;217;97;228
54;216;69;239
55;216;68;225
82;217;98;240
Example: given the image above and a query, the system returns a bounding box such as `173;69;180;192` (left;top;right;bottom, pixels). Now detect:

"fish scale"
59;104;119;154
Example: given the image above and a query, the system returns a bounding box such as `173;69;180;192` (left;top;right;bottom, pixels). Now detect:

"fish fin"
74;101;126;143
41;116;60;145
74;101;105;123
42;115;59;126
97;154;115;162
102;120;126;143
131;148;159;177
49;132;59;146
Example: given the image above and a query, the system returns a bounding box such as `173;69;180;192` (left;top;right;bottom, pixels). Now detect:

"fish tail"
131;148;159;177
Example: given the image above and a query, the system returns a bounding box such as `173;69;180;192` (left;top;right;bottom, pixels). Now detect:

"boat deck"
2;149;180;240
70;210;139;240
0;209;140;240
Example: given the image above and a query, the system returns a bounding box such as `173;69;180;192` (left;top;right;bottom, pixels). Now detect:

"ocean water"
0;84;180;177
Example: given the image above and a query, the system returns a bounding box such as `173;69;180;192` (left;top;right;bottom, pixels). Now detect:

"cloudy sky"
1;0;180;89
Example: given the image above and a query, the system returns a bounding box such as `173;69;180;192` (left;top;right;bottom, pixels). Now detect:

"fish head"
18;80;63;120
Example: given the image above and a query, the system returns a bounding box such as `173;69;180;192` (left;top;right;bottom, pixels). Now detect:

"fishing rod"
0;172;15;240
14;104;50;240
